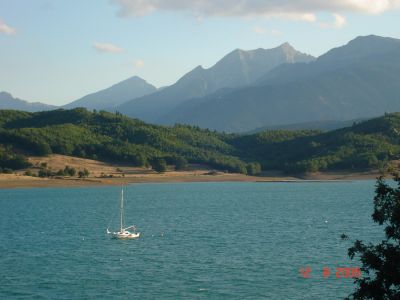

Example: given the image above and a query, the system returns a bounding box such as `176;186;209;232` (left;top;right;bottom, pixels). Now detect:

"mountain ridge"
64;76;157;110
161;35;400;132
0;92;57;112
117;43;315;122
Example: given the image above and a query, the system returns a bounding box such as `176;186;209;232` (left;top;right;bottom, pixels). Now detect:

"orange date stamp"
299;266;361;279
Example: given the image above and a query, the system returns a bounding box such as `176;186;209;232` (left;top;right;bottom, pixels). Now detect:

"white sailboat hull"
107;228;140;239
111;231;140;239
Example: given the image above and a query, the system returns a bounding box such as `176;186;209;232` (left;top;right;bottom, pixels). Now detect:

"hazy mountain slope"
0;92;57;112
164;35;400;132
117;43;315;122
257;35;400;85
64;76;157;110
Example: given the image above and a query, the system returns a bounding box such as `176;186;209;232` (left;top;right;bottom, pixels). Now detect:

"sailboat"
106;189;140;239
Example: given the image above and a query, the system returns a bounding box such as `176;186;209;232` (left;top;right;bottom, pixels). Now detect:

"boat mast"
120;189;124;232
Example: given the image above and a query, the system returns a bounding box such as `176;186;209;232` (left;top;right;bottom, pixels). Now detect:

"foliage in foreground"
347;175;400;299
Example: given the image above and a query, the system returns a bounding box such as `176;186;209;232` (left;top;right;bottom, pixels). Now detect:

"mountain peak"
194;65;205;71
279;42;294;49
348;34;400;47
129;75;148;81
224;48;245;57
64;76;157;110
318;34;400;66
352;34;392;41
127;75;142;81
114;75;150;87
0;91;13;98
228;44;297;57
277;42;299;57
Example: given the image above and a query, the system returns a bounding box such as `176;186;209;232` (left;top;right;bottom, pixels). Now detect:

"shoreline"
0;170;380;189
0;154;382;189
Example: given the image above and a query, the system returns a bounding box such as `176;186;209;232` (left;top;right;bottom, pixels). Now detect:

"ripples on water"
0;181;382;299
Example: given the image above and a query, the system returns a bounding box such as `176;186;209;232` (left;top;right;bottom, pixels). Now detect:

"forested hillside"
1;108;400;175
0;109;250;174
233;114;400;172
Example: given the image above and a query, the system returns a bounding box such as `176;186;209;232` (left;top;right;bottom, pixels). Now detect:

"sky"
0;0;399;105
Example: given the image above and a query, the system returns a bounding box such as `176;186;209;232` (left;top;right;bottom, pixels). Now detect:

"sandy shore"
0;171;290;189
0;170;381;189
0;154;381;189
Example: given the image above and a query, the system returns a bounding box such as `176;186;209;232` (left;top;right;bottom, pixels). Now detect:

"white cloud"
298;13;317;22
345;0;400;14
93;42;123;53
333;13;347;28
0;19;16;35
111;0;400;20
320;13;347;28
134;59;145;68
252;26;282;36
253;26;266;34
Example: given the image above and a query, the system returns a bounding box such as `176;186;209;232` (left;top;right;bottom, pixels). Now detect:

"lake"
0;181;382;299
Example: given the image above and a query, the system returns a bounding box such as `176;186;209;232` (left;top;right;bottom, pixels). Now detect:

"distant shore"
0;154;380;189
0;170;380;189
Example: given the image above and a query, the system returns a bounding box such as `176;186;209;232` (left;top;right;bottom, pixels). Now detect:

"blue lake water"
0;181;383;299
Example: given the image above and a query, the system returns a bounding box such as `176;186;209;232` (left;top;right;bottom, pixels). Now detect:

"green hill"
232;113;400;172
0;108;249;174
1;108;400;175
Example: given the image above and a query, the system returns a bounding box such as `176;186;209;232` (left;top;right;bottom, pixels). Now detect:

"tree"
174;156;188;171
64;165;76;177
151;158;167;173
134;153;147;167
36;142;52;156
24;170;33;176
347;174;400;299
78;168;90;178
246;162;262;176
56;169;64;176
38;169;48;177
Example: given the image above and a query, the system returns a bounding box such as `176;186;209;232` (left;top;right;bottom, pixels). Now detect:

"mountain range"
0;92;56;112
2;35;400;133
117;43;315;123
159;35;400;132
